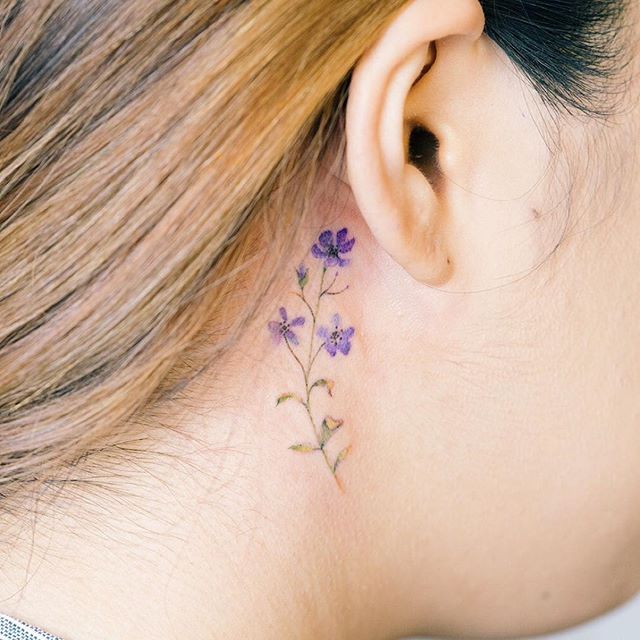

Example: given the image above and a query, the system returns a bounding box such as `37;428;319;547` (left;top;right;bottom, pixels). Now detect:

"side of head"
0;1;638;638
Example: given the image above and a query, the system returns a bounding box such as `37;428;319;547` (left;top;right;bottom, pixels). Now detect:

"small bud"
296;264;309;289
323;416;343;431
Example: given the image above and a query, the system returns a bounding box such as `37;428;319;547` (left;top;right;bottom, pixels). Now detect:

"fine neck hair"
0;172;406;640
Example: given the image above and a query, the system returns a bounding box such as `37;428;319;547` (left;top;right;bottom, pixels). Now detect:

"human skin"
1;1;640;639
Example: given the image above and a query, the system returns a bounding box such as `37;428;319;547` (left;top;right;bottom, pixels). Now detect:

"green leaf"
320;421;331;446
289;443;318;453
333;445;352;472
276;393;295;406
310;379;335;397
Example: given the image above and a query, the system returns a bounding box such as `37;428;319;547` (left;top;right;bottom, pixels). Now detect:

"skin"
1;0;640;638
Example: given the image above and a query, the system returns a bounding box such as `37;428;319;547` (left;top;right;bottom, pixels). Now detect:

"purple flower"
268;307;305;346
317;314;355;357
296;263;309;289
311;228;355;268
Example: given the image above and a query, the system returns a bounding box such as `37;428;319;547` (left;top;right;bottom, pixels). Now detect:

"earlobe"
345;0;484;285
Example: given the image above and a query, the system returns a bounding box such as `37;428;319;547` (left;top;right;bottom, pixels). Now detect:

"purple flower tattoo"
318;314;355;357
311;228;355;268
268;307;305;346
267;227;356;490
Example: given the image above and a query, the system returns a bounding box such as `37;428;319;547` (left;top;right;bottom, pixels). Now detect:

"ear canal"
407;123;441;188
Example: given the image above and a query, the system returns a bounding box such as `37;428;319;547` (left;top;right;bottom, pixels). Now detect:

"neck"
0;181;411;639
0;344;397;640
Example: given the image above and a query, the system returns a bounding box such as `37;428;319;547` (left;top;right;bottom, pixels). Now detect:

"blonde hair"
0;0;407;490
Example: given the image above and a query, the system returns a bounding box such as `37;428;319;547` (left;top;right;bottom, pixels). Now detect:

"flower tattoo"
268;307;305;346
267;228;356;490
269;307;304;347
311;227;355;268
317;314;354;357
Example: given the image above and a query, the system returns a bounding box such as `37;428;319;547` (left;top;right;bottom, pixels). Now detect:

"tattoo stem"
320;270;338;297
309;343;325;372
325;285;349;296
284;338;308;388
308;267;326;374
288;267;342;488
295;292;316;323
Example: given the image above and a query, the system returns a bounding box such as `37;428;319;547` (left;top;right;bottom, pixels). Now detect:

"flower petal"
324;255;339;267
343;326;355;339
286;330;299;346
337;257;350;267
279;307;288;322
331;313;341;327
317;326;329;341
318;230;333;248
290;316;305;327
338;237;355;254
268;321;281;334
325;341;338;357
311;244;327;259
336;228;348;244
268;322;283;344
338;340;351;356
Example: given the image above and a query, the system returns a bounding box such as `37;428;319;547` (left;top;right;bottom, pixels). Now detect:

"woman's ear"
346;0;485;285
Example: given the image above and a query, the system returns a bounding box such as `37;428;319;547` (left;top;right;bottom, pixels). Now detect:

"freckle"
532;208;542;221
